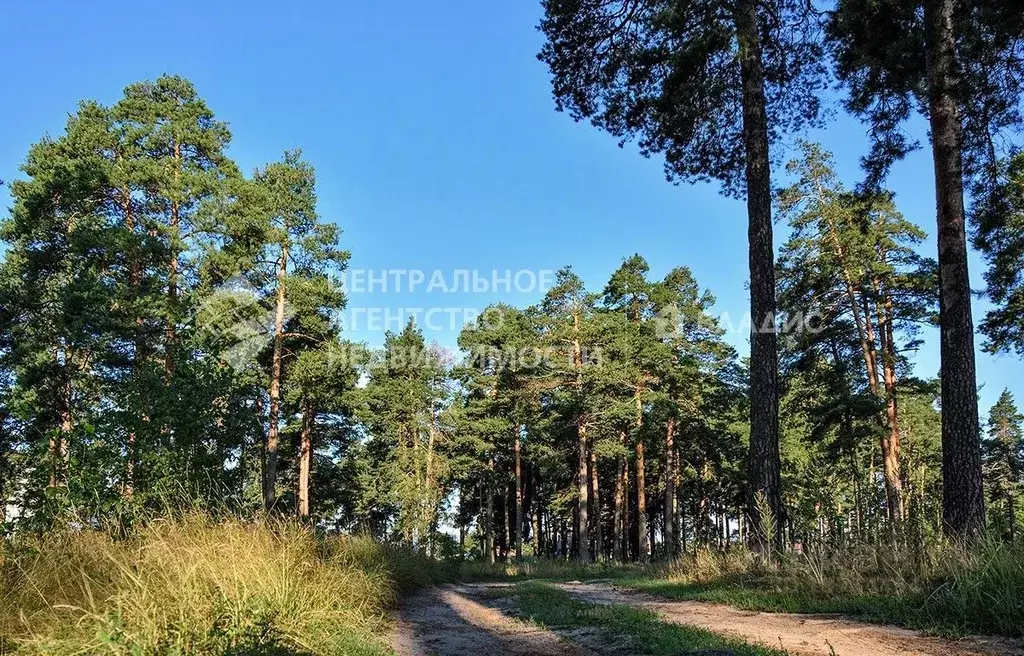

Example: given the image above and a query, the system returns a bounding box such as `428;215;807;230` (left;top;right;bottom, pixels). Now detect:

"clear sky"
0;0;1018;415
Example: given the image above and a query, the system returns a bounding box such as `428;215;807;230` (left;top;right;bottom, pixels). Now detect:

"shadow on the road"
392;584;589;656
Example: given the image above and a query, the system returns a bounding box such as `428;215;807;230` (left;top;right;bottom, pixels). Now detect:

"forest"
2;1;1024;655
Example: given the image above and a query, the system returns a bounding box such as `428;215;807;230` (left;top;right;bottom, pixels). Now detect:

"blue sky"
0;0;1018;415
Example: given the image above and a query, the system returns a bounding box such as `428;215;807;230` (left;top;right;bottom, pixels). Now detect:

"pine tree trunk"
923;0;985;539
164;141;182;384
614;430;627;561
514;430;523;559
679;492;688;554
636;439;649;560
426;413;438;555
876;285;905;523
590;446;602;560
635;393;649;560
698;472;708;545
860;289;906;526
674;446;683;550
122;188;141;499
53;371;74;489
572;307;591;562
486;459;496;563
298;398;314;518
664;417;676;557
576;420;591;562
618;446;626;556
735;0;782;553
502;482;510;561
407;426;418;546
264;242;288;512
1007;489;1016;542
533;462;543;554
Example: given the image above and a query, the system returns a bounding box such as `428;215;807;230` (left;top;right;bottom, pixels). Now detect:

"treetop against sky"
0;0;1016;411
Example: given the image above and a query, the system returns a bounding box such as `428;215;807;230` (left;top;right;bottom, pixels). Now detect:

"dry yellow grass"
1;515;437;655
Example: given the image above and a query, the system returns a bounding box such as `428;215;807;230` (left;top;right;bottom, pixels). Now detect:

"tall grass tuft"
0;514;441;655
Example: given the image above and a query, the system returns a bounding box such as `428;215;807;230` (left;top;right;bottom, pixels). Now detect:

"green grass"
0;514;444;655
503;581;788;656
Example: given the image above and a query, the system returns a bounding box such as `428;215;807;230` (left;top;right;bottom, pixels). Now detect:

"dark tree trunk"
501;481;510;560
923;0;985;539
735;0;783;553
533;462;543;554
485;460;495;563
514;431;523;559
576;420;591;562
613;430;627;561
590;446;602;559
664;417;676;558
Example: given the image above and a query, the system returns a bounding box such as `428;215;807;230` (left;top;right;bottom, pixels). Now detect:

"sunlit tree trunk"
298;398;314;519
590;447;602;560
264;241;288;512
54;367;74;489
874;278;905;524
635;394;649;560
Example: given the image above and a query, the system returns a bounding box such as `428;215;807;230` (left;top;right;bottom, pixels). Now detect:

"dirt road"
391;583;597;656
391;581;1024;656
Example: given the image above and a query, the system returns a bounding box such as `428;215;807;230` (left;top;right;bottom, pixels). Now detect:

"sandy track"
556;581;1024;656
392;583;597;656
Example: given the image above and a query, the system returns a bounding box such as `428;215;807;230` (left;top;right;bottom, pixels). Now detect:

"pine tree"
539;268;603;562
286;341;360;519
538;0;826;552
983;390;1024;541
0;104;125;519
227;151;348;512
364;321;449;548
651;265;739;555
777;142;937;527
828;0;1024;538
975;152;1024;356
603;255;661;560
